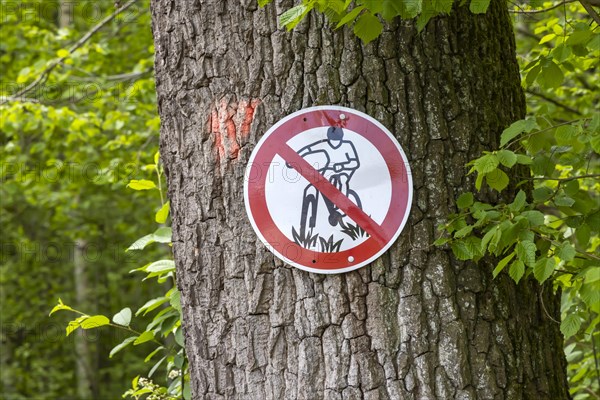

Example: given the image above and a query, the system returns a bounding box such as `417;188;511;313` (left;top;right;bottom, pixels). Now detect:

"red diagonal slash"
278;144;389;247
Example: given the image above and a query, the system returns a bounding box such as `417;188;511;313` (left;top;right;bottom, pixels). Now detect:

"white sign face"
244;106;413;274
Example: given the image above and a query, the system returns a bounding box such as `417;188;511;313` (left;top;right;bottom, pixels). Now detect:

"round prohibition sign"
244;106;412;274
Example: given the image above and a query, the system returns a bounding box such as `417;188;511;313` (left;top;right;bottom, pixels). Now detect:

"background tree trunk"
151;1;570;398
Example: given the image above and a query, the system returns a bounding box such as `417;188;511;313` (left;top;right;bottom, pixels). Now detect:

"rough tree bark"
151;1;570;398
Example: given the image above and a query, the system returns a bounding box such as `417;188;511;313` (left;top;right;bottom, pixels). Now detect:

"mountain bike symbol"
287;127;367;250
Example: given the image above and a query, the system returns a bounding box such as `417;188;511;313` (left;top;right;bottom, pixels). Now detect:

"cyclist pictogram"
288;126;365;248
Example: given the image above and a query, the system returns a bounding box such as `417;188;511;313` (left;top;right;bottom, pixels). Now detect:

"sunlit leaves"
113;307;132;327
80;315;110;329
456;192;474;209
469;0;491;14
561;314;582;339
485;169;509;192
127;227;172;251
353;12;383;44
133;330;155;345
109;337;137;358
509;260;525;283
500;119;539;147
493;252;515;278
279;3;312;30
155;201;170;223
127;179;157;190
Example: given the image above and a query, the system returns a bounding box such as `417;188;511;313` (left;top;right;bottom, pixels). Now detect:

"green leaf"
481;225;500;252
128;227;172;251
155;201;170;223
516;240;536;267
336;5;364;28
576;223;591;247
127;180;157;191
474;154;499;174
175;328;185;347
560;314;581;338
353;12;382;44
533;257;555;283
153;227;172;243
525;64;541;87
80;315;110;329
454;225;473;239
451;240;473;261
552;45;571;63
66;319;83;336
564;180;579;196
127;234;154;251
497;150;517;168
258;0;272;7
136;297;169;316
500;119;537;147
112;307;132;327
555;125;576;145
585;266;600;283
516;154;532;165
144;346;164;363
508;260;525;283
509;190;527;213
134;330;155;345
532;186;553;202
433;237;450;246
485;169;509;192
109;336;137;358
566;29;592;46
475;172;484;191
493;252;516;278
558;242;576;262
580;282;600;308
380;0;404;20
279;4;308;29
554;195;574;207
148;355;166;377
401;0;422;18
539;33;556;44
145;260;176;274
469;0;491;14
522;210;545;226
589;133;600;154
49;298;74;316
456;192;474;209
170;289;182;313
539;61;564;89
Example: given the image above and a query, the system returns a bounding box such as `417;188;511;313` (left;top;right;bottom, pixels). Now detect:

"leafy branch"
1;0;139;105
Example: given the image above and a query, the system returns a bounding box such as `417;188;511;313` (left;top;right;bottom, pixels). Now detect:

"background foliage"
1;0;598;399
0;1;170;398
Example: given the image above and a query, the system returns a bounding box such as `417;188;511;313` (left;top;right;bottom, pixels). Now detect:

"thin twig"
0;0;138;105
539;286;561;324
509;0;576;14
521;174;600;182
580;0;600;26
505;119;585;149
526;89;583;116
0;96;40;103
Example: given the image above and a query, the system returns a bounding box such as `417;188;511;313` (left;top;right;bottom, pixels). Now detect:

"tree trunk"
151;1;570;399
74;239;95;399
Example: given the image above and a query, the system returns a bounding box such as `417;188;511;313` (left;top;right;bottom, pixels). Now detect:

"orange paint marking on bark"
239;99;260;138
210;109;225;159
209;98;261;161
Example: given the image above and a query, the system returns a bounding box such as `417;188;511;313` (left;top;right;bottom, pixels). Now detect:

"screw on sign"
244;106;412;274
